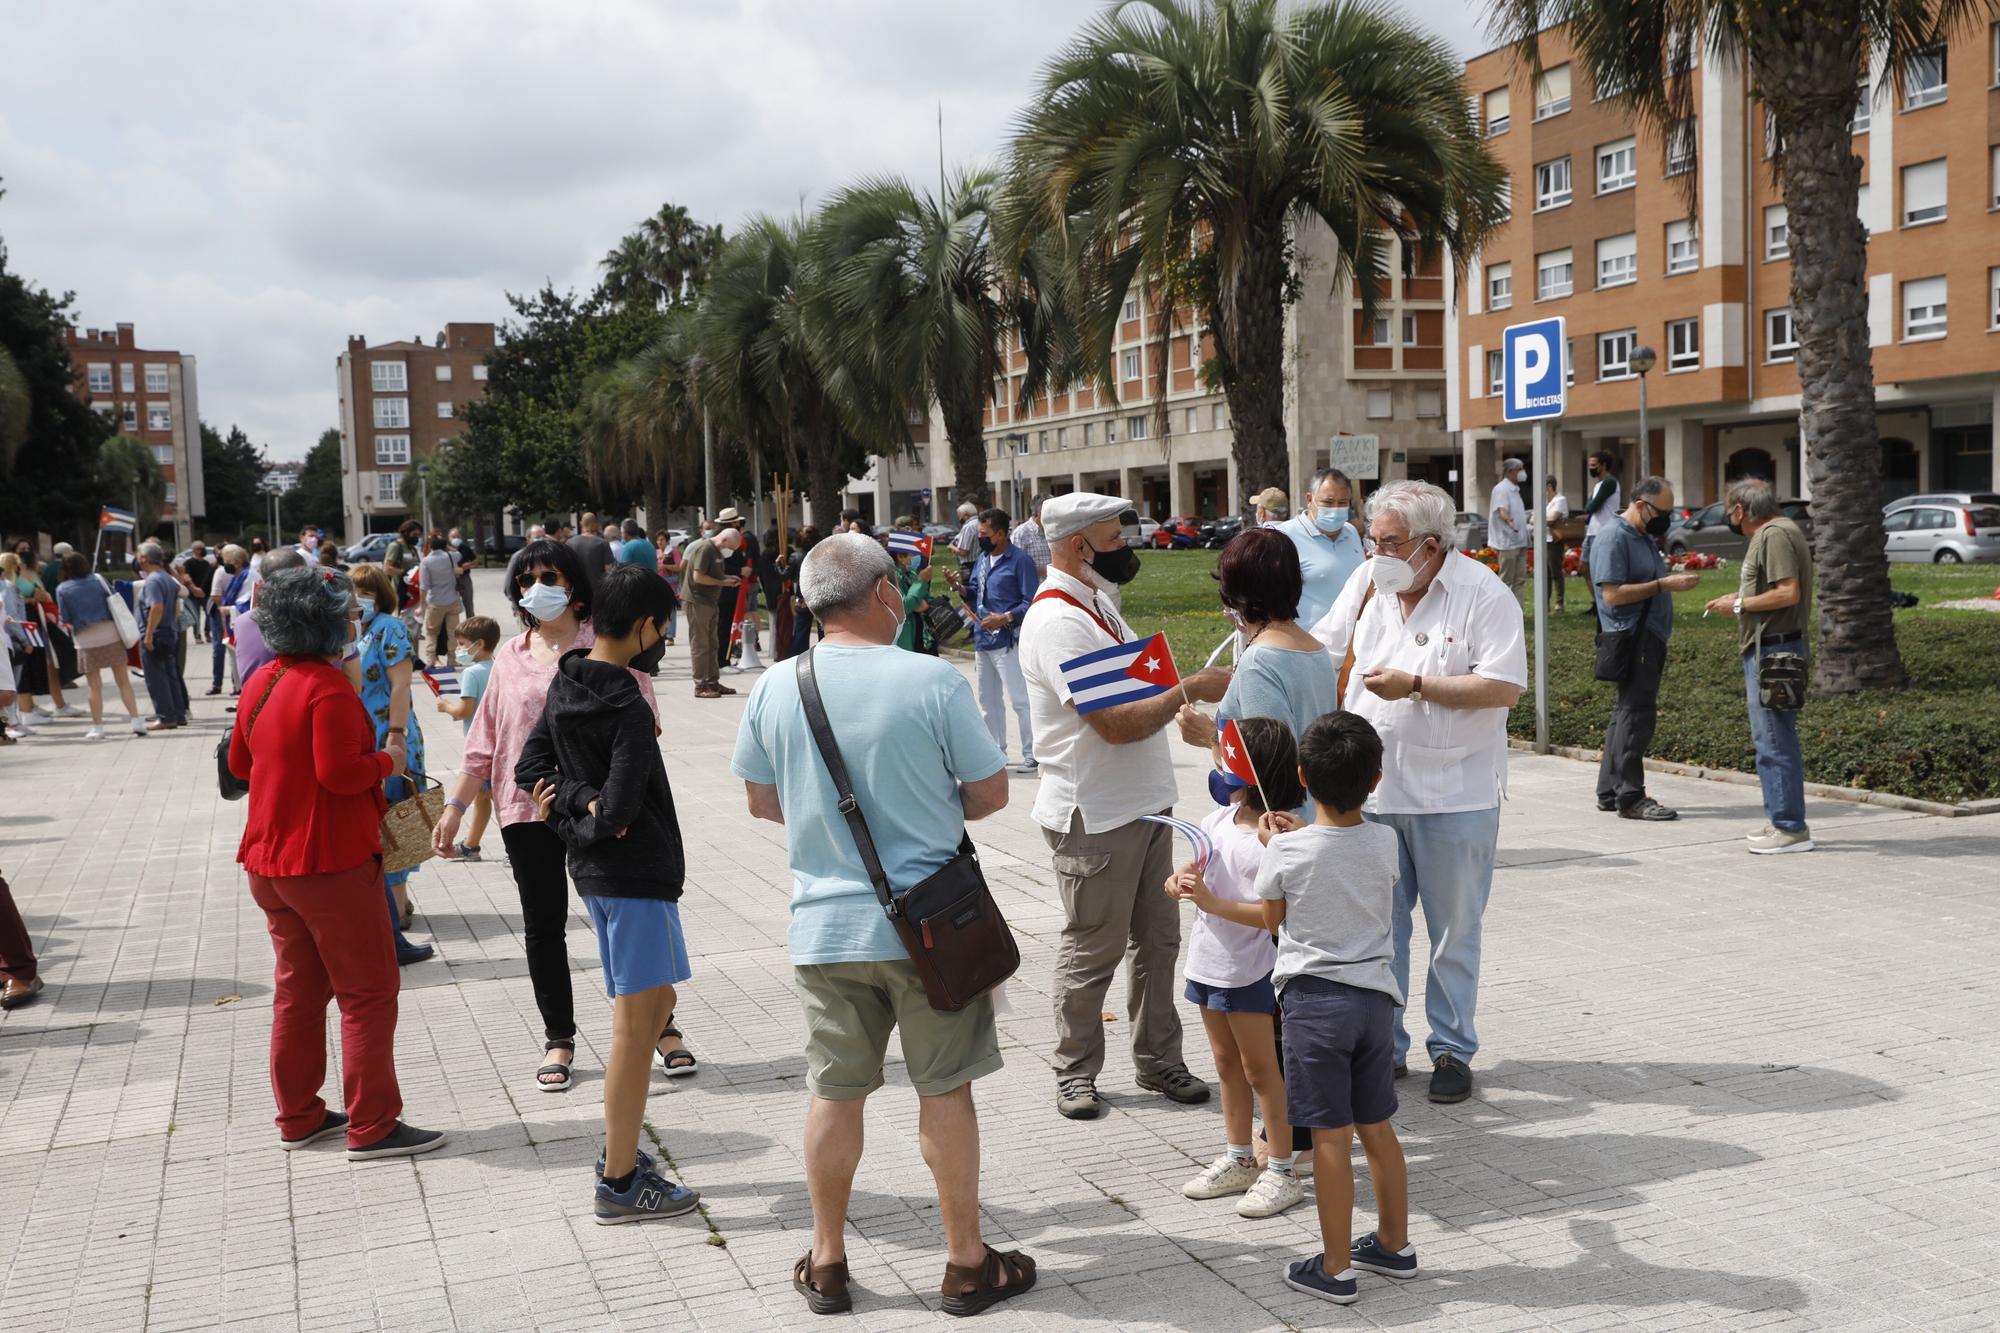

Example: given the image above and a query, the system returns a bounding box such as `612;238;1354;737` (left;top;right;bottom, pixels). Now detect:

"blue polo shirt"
968;543;1038;651
1589;516;1674;641
1279;514;1366;630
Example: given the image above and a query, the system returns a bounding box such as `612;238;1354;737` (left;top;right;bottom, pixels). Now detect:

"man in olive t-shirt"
1705;479;1814;855
680;529;740;697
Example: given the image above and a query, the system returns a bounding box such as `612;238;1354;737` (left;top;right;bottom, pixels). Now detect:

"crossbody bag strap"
243;664;292;743
1335;583;1378;703
793;649;899;916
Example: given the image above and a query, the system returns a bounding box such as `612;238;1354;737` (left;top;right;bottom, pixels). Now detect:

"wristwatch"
1411;674;1425;701
1732;597;1743;616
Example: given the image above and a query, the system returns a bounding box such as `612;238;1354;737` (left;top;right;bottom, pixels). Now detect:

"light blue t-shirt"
730;644;1007;965
1220;642;1338;819
457;657;492;733
1279;514;1366;630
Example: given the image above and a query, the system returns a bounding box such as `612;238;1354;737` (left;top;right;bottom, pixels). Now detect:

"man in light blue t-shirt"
1280;467;1367;632
730;533;1034;1316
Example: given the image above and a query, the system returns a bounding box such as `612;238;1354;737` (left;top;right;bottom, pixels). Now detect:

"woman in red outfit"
229;565;448;1162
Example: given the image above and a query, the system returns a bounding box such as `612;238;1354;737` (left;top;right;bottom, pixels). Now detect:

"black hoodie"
514;650;684;901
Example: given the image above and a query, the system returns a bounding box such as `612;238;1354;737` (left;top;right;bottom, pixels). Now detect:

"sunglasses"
514;569;566;588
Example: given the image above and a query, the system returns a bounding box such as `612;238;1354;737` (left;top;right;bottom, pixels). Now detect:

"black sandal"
941;1245;1036;1317
654;1018;697;1078
536;1039;575;1093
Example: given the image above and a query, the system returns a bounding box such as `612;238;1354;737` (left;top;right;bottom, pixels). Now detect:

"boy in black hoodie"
516;564;699;1224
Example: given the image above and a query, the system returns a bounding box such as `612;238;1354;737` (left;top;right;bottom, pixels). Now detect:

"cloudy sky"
2;0;1491;460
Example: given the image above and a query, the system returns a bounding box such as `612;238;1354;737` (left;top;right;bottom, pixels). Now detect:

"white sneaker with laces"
1747;825;1814;855
54;703;85;718
32;705;55;718
1182;1154;1260;1200
1235;1167;1306;1218
84;726;106;740
129;717;148;736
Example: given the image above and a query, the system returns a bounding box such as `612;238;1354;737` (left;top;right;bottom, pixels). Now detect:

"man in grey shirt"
567;512;616;599
417;533;463;669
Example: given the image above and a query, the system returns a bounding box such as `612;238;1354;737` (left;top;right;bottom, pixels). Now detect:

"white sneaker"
32;704;55;718
1235;1167;1307;1219
84;726;106;740
1747;826;1814;855
54;703;85;718
1182;1154;1260;1200
129;717;148;736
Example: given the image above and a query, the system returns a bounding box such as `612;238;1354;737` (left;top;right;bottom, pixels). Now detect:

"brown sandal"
793;1251;851;1315
941;1245;1036;1317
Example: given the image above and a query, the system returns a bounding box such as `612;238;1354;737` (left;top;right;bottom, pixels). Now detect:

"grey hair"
220;543;248;569
1309;467;1353;494
260;546;306;579
1365;480;1455;543
1632;475;1672;504
255;566;355;658
137;542;165;568
800;532;894;618
1726;477;1780;520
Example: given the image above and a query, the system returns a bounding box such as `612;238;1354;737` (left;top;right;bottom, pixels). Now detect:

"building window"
1365;390;1393;419
1401;313;1419;346
148;404;171;431
1851;81;1872;134
1057;426;1069;449
1597;329;1636;380
1184;408;1197;434
1903;276;1947;339
1667;317;1700;371
1533;63;1571;119
1213;404;1227;430
1991;145;2000;208
1121;350;1139;380
146;364;169;393
1082;422;1094;446
1415;387;1442;418
1122;296;1139;321
435;364;453;382
1596;232;1638;288
1765;205;1790;259
1038;430;1049;451
1989;266;2000;330
1483;87;1510;135
375;435;411;466
1665;118;1696;176
1766;309;1797;362
436;401;454;418
121;404;138;431
1536;248;1574;300
1487;349;1504;395
1534;156;1572;209
1856;183;1871;236
1903;46;1946;109
1495;177;1512;222
471;364;488;381
1666;219;1698;274
1486;262;1512;310
1106;420;1118;444
1565;338;1575;386
370;361;408;392
1371;315;1392;346
377;471;402;503
87;363;112;394
120;363;135;393
1763;108;1780;159
151;444;173;465
373;398;410;428
1127;415;1148;440
163;482;177;506
1902;158;1947;224
1596;138;1636;193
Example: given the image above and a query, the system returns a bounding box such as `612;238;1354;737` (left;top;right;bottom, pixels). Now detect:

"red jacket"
231;657;395;877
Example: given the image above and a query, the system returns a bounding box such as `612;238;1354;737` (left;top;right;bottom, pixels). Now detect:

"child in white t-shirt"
1163;715;1309;1220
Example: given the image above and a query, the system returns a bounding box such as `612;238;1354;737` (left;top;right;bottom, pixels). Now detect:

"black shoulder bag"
794;648;1019;1011
217;663;292;800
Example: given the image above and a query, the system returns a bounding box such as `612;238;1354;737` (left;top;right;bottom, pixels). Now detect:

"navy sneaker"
346;1122;447;1162
1350;1232;1419;1279
1283;1254;1357;1305
593;1168;700;1225
279;1110;349;1151
593;1147;657;1180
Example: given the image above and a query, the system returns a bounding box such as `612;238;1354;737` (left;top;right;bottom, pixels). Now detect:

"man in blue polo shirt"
952;507;1039;772
1281;467;1367;631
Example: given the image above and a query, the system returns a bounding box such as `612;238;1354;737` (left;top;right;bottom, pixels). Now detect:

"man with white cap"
1019;493;1232;1120
1488;457;1530;604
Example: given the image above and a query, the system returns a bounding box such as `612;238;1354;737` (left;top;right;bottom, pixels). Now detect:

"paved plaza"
3;579;1999;1332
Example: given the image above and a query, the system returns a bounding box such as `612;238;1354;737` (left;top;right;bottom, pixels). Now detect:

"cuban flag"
99;506;137;533
1217;717;1260;786
421;667;460;697
1058;631;1179;715
1141;813;1214;872
885;530;932;560
20;621;46;650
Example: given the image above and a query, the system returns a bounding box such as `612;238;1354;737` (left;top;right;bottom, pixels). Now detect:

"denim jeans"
1743;645;1807;831
209;606;227;689
141;631;189;724
1366;805;1501;1066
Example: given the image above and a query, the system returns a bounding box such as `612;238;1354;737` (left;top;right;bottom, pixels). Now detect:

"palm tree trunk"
806;430;844;529
941;383;989;505
1754;19;1906;693
1218;219;1288;511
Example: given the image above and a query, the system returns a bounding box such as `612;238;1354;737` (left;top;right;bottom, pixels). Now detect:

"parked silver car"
1882;502;2000;563
1884;491;2000;515
1665;499;1814;560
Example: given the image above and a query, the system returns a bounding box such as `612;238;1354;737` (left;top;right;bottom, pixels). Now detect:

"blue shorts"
1280;975;1398;1129
1184;974;1277;1014
585;896;692;998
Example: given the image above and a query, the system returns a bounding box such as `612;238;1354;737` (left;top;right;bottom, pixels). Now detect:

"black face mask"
1588;466;1602;478
630;625;666;674
1725;511;1745;537
1645;512;1672;538
977;535;994;554
1087;542;1141;585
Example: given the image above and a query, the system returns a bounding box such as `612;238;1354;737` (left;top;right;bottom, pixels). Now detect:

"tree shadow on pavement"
1815;835;2000;859
1465;1057;1898;1123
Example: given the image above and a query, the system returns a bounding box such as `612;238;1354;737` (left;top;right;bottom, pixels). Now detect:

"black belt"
1761;633;1804;646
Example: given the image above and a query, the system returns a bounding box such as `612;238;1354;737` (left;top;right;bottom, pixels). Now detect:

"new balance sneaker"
593;1167;700;1224
1136;1063;1210;1104
1350;1232;1419;1279
280;1110;350;1151
346;1122;447;1161
1283;1255;1358;1305
1748;825;1814;855
594;1147;657;1180
1182;1154;1259;1200
1235;1166;1305;1218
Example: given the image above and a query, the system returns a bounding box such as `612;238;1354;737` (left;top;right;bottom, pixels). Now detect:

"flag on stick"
420;667;460;696
885;530;932;560
98;506;136;533
1140;813;1214;872
1058;631;1180;715
1217;716;1266;795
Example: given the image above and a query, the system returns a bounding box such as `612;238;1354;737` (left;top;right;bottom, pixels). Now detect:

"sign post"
1501;317;1567;755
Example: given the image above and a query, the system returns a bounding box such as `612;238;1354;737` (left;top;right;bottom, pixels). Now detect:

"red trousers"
248;856;402;1147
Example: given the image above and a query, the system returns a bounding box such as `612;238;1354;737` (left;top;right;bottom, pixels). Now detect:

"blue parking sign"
1501;317;1567;422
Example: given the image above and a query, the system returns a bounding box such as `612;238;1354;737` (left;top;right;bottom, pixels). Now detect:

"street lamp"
1630;345;1657;472
1002;432;1026;512
414;461;433;534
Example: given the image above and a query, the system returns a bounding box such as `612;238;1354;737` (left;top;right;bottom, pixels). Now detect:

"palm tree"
1006;0;1507;500
1482;4;1964;692
600;204;727;310
580;309;705;521
599;233;659;310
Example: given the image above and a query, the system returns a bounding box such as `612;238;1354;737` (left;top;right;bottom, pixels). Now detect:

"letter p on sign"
1501;316;1567;423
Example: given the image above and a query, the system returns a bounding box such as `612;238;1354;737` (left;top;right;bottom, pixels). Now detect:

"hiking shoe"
1748;826;1814;855
1596;796;1617;812
346;1122;447;1161
1056;1077;1103;1120
1619;797;1678;821
594;1147;657;1180
280;1110;349;1151
1350;1232;1419;1279
1235;1166;1306;1218
1428;1053;1473;1104
1136;1063;1210;1104
1182;1154;1259;1200
593;1167;700;1224
1283;1255;1358;1305
454;843;482;862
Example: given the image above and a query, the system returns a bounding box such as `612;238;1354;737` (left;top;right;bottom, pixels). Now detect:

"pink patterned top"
460;622;661;829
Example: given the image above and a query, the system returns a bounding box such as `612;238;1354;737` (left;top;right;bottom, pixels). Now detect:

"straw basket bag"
379;774;447;875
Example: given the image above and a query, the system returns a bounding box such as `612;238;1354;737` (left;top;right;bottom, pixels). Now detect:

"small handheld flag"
20;621;46;650
421;667;461;697
1217;716;1266;795
1140;813;1214;872
99;506;136;534
1058;631;1180;715
885;530;932;560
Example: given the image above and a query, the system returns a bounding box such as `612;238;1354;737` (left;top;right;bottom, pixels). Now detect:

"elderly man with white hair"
1309;481;1527;1106
949;500;982;559
681;524;742;699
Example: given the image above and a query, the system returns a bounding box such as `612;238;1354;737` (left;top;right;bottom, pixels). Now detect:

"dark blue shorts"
1279;975;1398;1129
1184;973;1277;1014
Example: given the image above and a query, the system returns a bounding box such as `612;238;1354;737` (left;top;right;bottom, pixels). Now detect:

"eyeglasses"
1372;532;1430;554
514;569;565;588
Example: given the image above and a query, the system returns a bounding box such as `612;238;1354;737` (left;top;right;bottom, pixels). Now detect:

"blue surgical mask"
518;581;572;622
454;648;475;666
355;595;376;616
1314;506;1350;533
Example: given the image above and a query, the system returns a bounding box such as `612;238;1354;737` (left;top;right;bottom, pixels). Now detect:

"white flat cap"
1043;492;1137;541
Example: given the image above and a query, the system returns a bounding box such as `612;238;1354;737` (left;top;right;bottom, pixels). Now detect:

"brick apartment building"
334;324;496;542
65;323;203;550
1450;24;2000;511
846;221;1463;525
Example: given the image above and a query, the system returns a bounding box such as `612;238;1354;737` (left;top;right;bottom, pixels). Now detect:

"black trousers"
1598;630;1669;808
498;820;577;1045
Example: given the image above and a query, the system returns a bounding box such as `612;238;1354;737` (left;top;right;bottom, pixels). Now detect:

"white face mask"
1366;538;1437;595
878;583;905;637
518;581;572;622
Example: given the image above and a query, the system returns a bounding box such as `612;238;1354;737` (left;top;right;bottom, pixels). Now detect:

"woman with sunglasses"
430;540;696;1090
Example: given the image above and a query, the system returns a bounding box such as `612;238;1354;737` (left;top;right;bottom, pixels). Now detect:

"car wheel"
1935;549;1962;563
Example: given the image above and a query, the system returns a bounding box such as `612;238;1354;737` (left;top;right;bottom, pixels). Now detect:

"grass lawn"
938;547;2000;806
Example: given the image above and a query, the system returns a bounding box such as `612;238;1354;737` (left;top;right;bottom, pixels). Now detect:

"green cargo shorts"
794;959;1003;1100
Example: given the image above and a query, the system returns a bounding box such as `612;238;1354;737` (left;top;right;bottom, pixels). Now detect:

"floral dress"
358;609;427;885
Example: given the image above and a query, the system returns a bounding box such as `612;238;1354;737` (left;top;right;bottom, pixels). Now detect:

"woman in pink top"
430;539;676;1092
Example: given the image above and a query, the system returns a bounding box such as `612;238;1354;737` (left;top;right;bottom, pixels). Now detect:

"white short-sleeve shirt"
1309;551;1528;815
1018;566;1178;833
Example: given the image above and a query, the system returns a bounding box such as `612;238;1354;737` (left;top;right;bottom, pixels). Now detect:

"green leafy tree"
287;428;346;533
427;432;508;543
601;203;725;311
0;347;26;475
198;423;269;537
580;308;705;523
94;434;167;541
1006;0;1506;501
